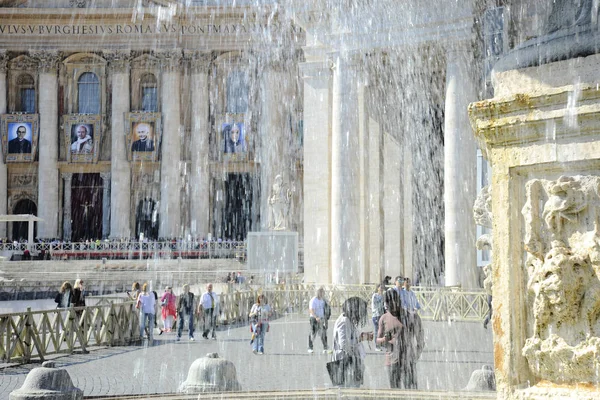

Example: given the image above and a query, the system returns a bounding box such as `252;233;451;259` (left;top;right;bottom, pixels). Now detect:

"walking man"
199;283;219;340
308;287;329;353
177;284;195;341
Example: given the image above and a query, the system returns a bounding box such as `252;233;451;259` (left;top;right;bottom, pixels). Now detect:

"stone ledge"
84;388;497;400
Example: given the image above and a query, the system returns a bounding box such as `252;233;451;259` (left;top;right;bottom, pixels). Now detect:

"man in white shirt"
198;283;219;340
308;287;329;353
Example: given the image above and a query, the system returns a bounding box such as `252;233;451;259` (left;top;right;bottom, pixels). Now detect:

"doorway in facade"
214;173;255;241
71;173;103;241
135;197;159;240
12;199;37;241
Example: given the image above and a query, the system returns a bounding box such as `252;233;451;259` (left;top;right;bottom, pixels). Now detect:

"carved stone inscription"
522;175;600;384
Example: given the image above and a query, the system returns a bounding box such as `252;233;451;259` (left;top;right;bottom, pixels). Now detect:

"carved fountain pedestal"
470;53;600;399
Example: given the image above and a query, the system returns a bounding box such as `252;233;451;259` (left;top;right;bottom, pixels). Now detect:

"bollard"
178;353;241;394
9;361;83;399
463;364;496;391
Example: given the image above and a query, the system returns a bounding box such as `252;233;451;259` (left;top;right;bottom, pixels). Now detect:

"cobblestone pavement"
0;314;493;398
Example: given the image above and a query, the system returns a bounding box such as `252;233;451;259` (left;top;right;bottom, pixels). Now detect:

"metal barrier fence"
218;285;489;324
0;302;140;363
1;286;488;364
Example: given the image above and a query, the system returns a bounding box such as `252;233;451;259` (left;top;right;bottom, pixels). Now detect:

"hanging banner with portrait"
63;114;102;163
0;114;39;163
125;112;162;162
220;114;250;162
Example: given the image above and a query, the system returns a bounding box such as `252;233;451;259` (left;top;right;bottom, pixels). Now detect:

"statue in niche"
521;175;600;384
268;175;292;231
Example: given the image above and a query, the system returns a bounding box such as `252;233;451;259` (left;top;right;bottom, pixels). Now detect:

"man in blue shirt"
401;278;421;313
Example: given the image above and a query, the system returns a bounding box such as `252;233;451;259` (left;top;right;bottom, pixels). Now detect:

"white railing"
2;240;247;260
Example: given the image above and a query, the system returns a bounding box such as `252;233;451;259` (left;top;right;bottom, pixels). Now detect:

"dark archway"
12;199;37;241
135;197;158;240
214;173;255;241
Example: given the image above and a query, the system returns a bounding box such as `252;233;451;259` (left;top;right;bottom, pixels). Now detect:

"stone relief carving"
268;174;292;231
521;175;600;384
474;185;493;295
10;174;36;187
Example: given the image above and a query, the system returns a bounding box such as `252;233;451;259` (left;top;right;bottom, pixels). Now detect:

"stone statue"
268;174;292;231
474;185;493;328
521;175;600;384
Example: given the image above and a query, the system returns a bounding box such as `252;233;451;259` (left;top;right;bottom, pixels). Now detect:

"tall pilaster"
61;173;72;241
100;172;111;239
444;45;478;288
157;50;182;238
104;50;130;239
259;54;294;231
301;58;332;284
187;51;211;238
32;50;60;239
0;51;8;238
331;53;362;284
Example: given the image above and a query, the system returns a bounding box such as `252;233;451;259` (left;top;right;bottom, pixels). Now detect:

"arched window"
17;73;35;113
226;70;248;113
78;72;100;114
140;73;158;112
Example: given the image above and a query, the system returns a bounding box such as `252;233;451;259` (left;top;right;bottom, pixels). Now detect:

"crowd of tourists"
52;275;424;390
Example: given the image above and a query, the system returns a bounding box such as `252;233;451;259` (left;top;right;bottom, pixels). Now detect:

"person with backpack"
308;287;329;353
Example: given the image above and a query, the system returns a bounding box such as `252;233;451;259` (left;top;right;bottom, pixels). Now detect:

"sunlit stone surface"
471;53;600;399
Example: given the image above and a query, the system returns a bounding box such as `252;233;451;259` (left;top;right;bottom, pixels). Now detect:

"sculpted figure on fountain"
521;175;600;384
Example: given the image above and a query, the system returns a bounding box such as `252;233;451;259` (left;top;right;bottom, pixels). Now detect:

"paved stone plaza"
0;313;493;397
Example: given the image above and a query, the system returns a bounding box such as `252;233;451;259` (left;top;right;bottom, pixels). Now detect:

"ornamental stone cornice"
103;50;131;73
155;49;182;73
183;50;212;74
131;54;160;70
9;55;37;71
30;50;61;73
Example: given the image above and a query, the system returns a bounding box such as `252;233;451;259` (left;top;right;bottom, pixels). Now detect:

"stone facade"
0;1;485;288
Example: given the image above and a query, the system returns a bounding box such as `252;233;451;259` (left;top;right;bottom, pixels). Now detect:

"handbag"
326;356;351;386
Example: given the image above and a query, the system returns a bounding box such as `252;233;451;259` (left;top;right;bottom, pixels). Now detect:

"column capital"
183;50;212;74
103;50;131;73
300;60;332;80
0;50;7;73
155;49;182;73
99;171;111;181
30;50;61;73
61;172;73;182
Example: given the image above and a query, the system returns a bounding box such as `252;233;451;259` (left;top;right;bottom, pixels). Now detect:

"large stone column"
158;50;182;238
444;45;478;288
0;51;8;238
331;53;362;284
301;57;332;284
32;50;60;239
104;50;130;239
188;51;211;238
259;56;293;231
100;172;110;239
61;173;72;241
